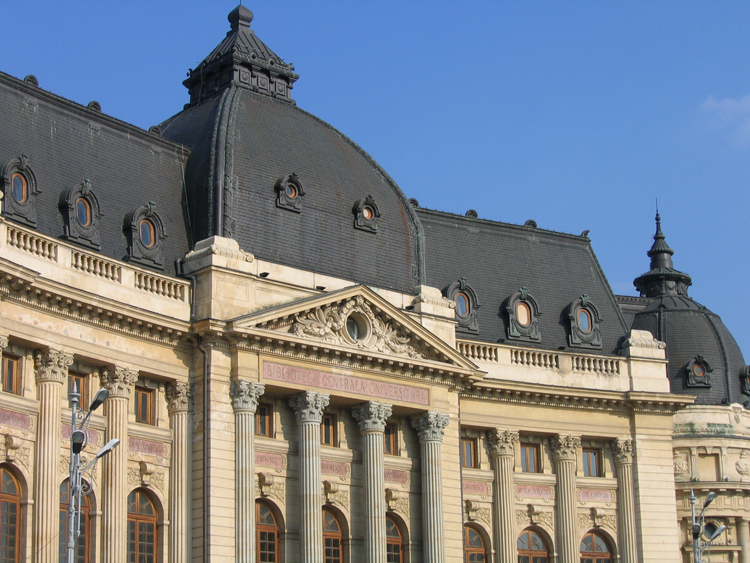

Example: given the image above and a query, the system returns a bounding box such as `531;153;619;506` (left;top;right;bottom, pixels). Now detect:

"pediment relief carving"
230;286;479;370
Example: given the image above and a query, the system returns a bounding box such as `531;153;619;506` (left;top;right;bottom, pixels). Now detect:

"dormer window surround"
275;173;305;212
444;278;480;334
123;202;166;269
566;294;603;349
58;179;103;250
505;287;542;342
1;154;40;227
353;195;380;233
685;355;713;388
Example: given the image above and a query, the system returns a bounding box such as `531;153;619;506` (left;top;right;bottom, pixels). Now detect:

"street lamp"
67;383;119;563
690;489;727;563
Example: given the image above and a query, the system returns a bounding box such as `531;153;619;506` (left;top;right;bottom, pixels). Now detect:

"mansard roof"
416;207;629;355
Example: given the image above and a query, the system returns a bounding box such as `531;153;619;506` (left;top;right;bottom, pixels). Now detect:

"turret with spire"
183;5;299;106
633;212;692;298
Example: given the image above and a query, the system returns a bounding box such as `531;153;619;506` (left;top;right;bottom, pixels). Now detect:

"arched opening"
256;500;280;562
463;524;487;562
580;530;613;563
127;489;158;562
517;527;549;563
386;515;404;563
59;479;92;563
0;466;21;563
323;508;344;563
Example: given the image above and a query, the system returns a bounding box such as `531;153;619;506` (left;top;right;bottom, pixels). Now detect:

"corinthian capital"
230;380;265;413
34;349;74;383
411;412;450;443
487;428;519;457
99;365;138;398
612;438;634;466
166;382;193;413
289;391;330;424
550;435;581;462
352;402;392;433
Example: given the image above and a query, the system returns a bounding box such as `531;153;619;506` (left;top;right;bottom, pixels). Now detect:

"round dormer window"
76;198;91;226
693;364;706;377
455;292;470;318
577;309;592;333
362;206;374;220
516;302;531;326
285;184;297;198
346;313;368;341
139;219;156;248
11;173;28;203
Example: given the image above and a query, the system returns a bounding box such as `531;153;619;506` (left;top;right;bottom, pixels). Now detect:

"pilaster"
100;365;138;563
33;348;73;563
550;434;580;563
487;429;519;563
231;380;265;563
737;518;750;563
290;391;330;563
166;382;192;563
612;438;637;563
352;401;392;563
412;412;450;563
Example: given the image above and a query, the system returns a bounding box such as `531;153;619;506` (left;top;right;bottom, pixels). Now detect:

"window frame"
127;489;158;563
255;403;273;438
321;413;337;447
386;516;403;563
68;372;87;409
134;386;155;426
1;353;20;395
517;528;549;563
384;423;398;456
582;448;601;478
520;443;540;473
0;466;22;563
461;437;477;469
580;530;612;563
256;501;280;563
463;524;487;563
323;508;343;563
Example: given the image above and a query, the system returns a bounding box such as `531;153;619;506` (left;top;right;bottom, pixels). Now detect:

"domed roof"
160;6;423;293
632;214;747;405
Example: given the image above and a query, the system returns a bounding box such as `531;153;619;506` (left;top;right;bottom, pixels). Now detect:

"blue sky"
3;1;749;357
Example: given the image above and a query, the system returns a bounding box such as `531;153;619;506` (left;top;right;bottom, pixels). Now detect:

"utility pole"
690;489;726;563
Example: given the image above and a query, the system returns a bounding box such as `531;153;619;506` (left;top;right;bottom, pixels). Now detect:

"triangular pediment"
228;285;481;376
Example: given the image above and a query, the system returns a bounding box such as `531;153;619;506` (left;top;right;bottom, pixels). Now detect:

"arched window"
580;531;612;563
256;501;279;562
0;467;21;563
444;278;480;334
59;479;91;563
386;516;403;563
517;528;549;563
463;525;487;562
127;489;157;563
323;509;342;563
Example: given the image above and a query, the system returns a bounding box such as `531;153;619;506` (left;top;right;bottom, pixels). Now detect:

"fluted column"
290;391;330;563
612;439;637;563
737;518;750;563
412;412;450;563
100;365;138;563
166;382;193;563
352;401;393;563
231;380;265;563
33;349;73;563
488;429;519;563
550;435;581;563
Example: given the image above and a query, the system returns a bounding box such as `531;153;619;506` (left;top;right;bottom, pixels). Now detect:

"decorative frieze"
673;451;689;476
230;380;265;413
352;401;392;432
612;438;634;465
578;508;616;533
411;412;450;442
166;382;193;413
515;484;555;503
487;428;519;457
465;500;491;526
550;435;581;461
516;505;554;530
577;488;615;506
289;391;330;424
258;472;285;503
34;349;73;383
100;365;138;398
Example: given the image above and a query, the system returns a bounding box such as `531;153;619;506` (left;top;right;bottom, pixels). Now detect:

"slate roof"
417;207;629;354
0;72;190;275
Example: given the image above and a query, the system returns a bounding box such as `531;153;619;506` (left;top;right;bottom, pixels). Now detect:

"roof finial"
228;4;253;31
648;207;674;269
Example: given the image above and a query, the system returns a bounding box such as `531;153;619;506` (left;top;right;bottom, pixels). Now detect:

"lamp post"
67;383;119;563
690;489;727;563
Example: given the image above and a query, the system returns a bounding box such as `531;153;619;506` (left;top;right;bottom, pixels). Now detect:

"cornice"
462;380;693;413
0;258;192;348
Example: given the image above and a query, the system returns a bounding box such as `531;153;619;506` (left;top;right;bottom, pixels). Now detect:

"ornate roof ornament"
633;211;692;298
184;5;299;105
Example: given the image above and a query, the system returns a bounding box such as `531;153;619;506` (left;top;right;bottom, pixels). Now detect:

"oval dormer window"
455;292;470;318
76;198;91;227
693;364;706;377
362;206;374;221
346;314;368;341
139;219;156;248
11;173;27;203
577;309;592;333
285;183;297;198
516;302;531;327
